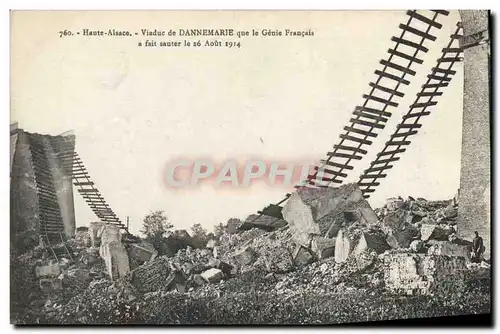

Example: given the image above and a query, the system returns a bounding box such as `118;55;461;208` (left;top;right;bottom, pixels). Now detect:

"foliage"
140;210;173;255
140;210;173;239
190;223;208;241
213;222;226;239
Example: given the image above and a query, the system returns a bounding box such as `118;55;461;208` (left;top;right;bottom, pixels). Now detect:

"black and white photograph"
8;9;492;325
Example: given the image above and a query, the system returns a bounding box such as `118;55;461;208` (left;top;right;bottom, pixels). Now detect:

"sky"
11;10;463;234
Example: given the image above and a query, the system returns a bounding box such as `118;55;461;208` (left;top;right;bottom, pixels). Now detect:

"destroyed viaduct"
10;10;490;257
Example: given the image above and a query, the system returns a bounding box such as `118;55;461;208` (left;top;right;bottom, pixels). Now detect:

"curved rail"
358;23;464;198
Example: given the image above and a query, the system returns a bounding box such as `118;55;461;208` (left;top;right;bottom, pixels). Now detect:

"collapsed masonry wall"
10;130;39;249
10;127;77;249
457;10;491;257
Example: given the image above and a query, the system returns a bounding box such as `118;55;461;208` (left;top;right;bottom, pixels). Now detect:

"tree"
140;210;173;239
190;223;208;240
213;222;226;239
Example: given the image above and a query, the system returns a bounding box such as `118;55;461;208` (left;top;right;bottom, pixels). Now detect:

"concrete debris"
100;240;130;280
310;236;335;260
292;245;314;268
192;274;206;286
420;224;454;241
233;244;257;266
39;277;63;293
282;183;378;246
201;268;224;283
206;239;217;249
427;241;470;260
384;253;466;296
88;222;106;248
11;192;489;324
409;240;424;253
334;229;350;263
130;256;171;293
257;241;294;273
128;243;158;263
35;261;61;277
386;197;405;211
241;214;287;232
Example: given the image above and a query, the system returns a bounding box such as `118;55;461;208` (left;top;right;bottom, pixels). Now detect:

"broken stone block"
282;183;378;246
427;241;470;260
420;224;453;241
241;214;287;232
100;225;122;244
175;283;186;293
74;229;92;248
442;204;458;219
208;258;234;276
233;244;257;266
384;253;466;296
292;245;314;267
130;257;171;293
382;210;406;231
335;226;389;263
201;268;224;283
100;240;130;280
386;197;405;211
311;236;335;260
352;248;377;271
410;240;424;253
181;262;194;275
259;243;294;273
39;278;63;293
397;226;421;248
206;239;217;249
35;261;60;277
192;274;206;286
334;229;351;263
353;230;391;255
128;243;158;263
385;231;399;249
88;222;106;248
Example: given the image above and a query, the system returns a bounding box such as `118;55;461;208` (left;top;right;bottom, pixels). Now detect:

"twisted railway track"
58;150;126;229
246;10;452;225
358;23;464;198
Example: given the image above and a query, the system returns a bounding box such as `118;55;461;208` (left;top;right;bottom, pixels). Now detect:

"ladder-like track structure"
305;10;450;187
58;150;126;229
247;10;454;224
358;23;464;198
29;134;73;261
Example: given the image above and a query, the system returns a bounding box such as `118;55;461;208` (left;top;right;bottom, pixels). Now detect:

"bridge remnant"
457;10;491;258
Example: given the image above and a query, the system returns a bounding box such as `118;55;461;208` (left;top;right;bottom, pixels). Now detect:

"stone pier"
457;11;491;258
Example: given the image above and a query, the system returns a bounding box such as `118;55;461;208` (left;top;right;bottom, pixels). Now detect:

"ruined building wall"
457;10;491;257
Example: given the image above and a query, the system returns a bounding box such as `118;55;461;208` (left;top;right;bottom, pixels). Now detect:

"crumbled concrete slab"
40;278;63;293
292;245;314;267
100;240;130;280
311;236;335;260
36;261;61;277
282;183;378;246
201;268;224;283
233;244;257;266
427;241;470;261
130;257;171;293
128;243;157;263
420;224;454;241
384;253;467;296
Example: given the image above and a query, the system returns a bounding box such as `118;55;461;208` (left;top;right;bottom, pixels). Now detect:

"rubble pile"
10;183;491;324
